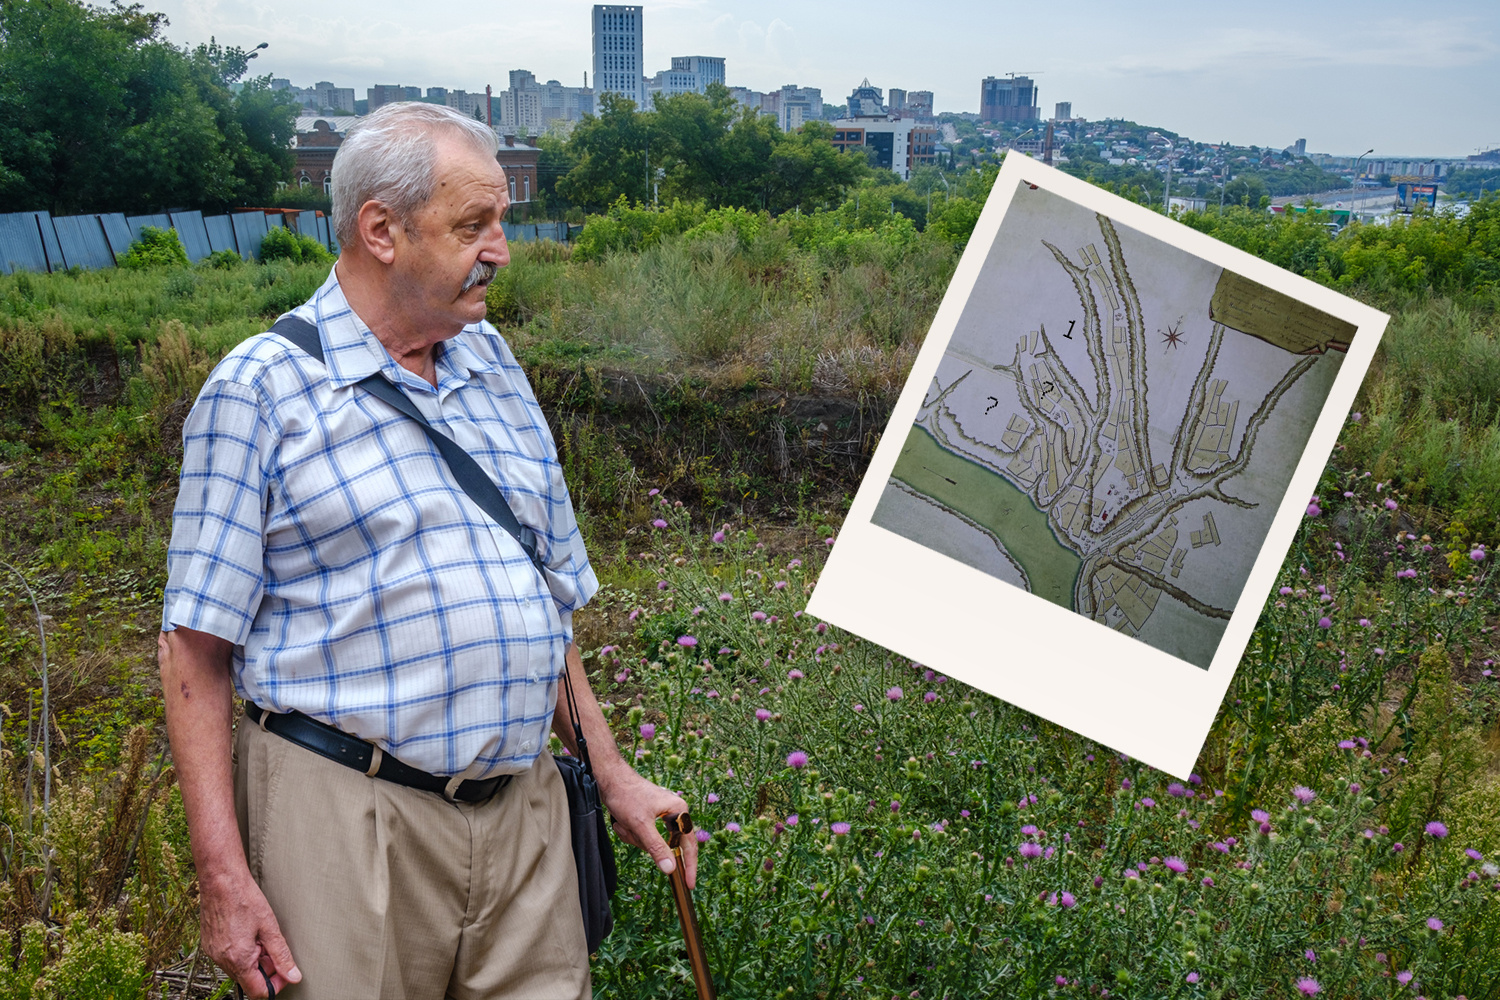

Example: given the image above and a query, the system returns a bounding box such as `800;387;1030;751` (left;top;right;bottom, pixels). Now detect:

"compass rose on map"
1161;321;1185;351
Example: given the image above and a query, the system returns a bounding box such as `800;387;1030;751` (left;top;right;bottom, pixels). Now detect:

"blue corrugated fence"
0;207;571;275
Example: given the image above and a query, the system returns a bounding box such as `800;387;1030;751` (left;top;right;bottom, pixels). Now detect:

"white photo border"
807;154;1389;779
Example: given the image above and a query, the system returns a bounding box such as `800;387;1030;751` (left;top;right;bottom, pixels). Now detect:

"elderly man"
159;102;694;999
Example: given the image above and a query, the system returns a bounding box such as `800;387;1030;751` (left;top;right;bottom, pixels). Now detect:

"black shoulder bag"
271;316;617;953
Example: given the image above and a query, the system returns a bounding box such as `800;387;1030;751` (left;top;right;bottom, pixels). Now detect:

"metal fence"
0;209;580;276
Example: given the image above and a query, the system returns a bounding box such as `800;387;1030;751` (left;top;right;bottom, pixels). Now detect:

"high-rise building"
446;90;490;121
500;70;594;132
906;90;934;122
645;57;724;105
404;86;423;102
828;115;939;180
772;84;822;132
427;87;449;103
1054;101;1072;121
847;79;885;116
888;88;907;113
979;76;1040;123
367;85;410;112
592;5;645;112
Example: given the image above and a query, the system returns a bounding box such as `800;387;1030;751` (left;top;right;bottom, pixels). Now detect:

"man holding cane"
159;101;695;999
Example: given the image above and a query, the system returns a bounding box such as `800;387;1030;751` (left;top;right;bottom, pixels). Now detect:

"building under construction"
979;75;1040;124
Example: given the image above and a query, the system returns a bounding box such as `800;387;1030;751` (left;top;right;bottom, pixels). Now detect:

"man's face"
390;134;511;334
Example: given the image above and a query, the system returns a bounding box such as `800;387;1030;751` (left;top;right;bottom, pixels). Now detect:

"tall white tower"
591;5;645;113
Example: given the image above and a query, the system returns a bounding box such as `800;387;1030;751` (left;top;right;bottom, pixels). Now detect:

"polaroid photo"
807;154;1389;778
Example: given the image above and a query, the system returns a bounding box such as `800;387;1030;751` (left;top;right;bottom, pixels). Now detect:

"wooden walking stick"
664;813;716;1000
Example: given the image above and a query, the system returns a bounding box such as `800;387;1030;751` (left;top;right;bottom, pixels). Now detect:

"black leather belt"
244;702;512;803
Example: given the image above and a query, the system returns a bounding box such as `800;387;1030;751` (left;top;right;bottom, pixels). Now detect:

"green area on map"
883;425;1082;608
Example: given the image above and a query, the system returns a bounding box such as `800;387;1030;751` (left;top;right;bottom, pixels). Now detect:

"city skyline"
148;0;1499;157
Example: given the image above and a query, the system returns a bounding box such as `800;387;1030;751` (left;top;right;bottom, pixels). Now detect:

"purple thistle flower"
786;750;808;769
1472;548;1486;562
1167;782;1187;797
831;822;851;836
1317;616;1332;629
712;530;725;543
763;858;774;872
755;708;771;722
1385;499;1399;510
1140;797;1156;809
785;814;798;826
1019;842;1042;859
1425;821;1449;838
1426;917;1443;932
1060;891;1075;908
1306;503;1321;517
1393;842;1405;853
886;686;904;701
1397;568;1417;579
890;800;901;813
695;828;710;842
774;580;787;591
1396;971;1413;985
677;635;698;648
1280;586;1294;595
1296;977;1321;995
1305;948;1316;962
1055;975;1067;986
725;822;741;833
1293;786;1317;804
1186;972;1199;983
719;592;732;602
1339;739;1357;749
923;691;937;703
1466;848;1484;861
1212;842;1230;853
1252;809;1270;823
1202;876;1214;887
706;793;719;804
1021;824;1039;836
639;723;656;740
648;488;660;497
1163;856;1187;873
751;610;767;621
652;518;668;528
787;669;804;680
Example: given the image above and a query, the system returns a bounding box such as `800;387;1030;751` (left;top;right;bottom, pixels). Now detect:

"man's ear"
356;200;399;265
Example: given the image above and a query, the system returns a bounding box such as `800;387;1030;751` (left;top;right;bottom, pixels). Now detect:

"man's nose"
483;218;510;268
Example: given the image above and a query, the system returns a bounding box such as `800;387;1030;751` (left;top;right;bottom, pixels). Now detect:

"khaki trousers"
234;720;590;1000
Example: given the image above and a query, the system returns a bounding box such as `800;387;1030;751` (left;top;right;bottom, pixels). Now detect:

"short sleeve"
161;377;274;645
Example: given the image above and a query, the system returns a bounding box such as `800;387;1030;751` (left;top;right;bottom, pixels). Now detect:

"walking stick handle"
662;813;716;1000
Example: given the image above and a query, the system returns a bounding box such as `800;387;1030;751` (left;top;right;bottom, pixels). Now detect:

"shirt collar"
309;266;503;393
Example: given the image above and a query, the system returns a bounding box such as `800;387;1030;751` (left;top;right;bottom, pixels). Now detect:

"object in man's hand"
664;813;716;1000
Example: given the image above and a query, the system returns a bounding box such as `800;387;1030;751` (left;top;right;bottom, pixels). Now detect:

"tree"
0;0;296;214
555;93;652;212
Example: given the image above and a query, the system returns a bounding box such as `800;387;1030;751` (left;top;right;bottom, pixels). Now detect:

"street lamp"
1351;147;1374;222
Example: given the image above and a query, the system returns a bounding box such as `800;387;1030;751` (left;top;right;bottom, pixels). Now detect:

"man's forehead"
430;134;505;189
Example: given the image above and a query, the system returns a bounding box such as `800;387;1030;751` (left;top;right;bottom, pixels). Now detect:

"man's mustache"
462;260;498;293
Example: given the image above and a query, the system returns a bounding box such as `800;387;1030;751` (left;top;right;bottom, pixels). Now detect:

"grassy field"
0;200;1497;997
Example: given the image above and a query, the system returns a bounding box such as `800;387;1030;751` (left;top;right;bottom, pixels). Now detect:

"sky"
149;0;1500;158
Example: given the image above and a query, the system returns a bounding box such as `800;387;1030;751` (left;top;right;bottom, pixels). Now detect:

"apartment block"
592;5;646;111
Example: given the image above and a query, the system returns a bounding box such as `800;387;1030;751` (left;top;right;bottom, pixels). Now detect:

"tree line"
0;0;298;216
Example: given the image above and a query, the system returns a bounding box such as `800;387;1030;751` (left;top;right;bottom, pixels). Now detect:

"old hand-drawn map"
872;185;1354;668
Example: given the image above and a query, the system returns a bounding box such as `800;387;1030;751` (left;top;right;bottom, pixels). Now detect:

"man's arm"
551;643;698;888
159;627;301;998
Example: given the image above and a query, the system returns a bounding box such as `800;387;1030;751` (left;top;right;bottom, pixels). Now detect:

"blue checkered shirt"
163;268;597;778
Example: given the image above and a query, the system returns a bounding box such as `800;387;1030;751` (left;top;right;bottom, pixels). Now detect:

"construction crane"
1006;71;1044;80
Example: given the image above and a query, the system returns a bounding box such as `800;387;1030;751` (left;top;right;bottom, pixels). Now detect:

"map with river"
872;185;1355;668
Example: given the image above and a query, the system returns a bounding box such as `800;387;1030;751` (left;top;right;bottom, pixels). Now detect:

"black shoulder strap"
271;315;545;576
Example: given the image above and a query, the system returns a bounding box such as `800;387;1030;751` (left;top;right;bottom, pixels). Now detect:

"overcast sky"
151;0;1499;158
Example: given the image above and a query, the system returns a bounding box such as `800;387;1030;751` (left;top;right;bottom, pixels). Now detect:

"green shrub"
259;225;335;266
201;248;243;269
116;227;189;269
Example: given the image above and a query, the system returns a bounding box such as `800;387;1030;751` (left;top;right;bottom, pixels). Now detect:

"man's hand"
199;869;302;998
597;768;699;889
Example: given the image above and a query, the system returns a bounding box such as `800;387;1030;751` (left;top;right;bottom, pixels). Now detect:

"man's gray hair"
331;102;500;248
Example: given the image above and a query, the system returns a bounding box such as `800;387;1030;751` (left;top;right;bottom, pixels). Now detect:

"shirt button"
529;671;539;682
519;740;535;753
